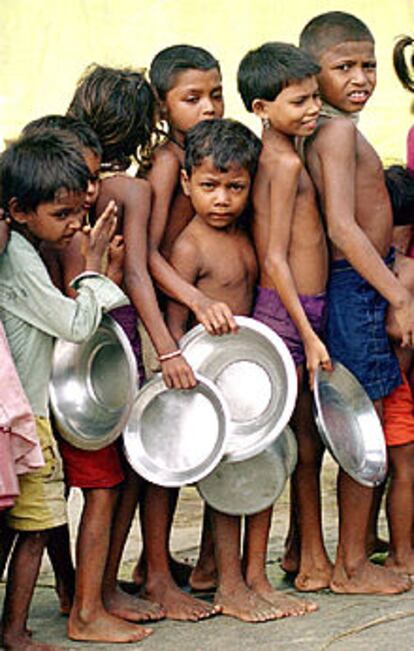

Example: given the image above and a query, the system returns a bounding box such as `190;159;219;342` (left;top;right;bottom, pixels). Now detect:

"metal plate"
197;426;297;516
50;315;138;450
123;372;230;487
180;316;297;462
314;361;387;487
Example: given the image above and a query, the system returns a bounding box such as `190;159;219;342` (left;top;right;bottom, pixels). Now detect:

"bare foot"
104;585;165;622
367;536;390;557
215;584;280;623
249;578;317;615
68;607;152;643
55;580;73;616
294;560;333;592
132;555;193;589
143;576;220;621
189;564;217;591
2;630;61;650
385;552;414;578
330;560;411;594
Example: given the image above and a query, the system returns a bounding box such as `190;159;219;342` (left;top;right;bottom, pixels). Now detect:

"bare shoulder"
262;146;302;183
100;175;151;205
313;117;357;152
149;142;181;176
170;221;201;258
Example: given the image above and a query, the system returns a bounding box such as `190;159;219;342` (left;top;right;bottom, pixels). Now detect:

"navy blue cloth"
326;251;401;401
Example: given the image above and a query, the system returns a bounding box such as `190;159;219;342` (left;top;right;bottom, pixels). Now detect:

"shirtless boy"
167;118;314;622
300;10;413;594
237;42;332;593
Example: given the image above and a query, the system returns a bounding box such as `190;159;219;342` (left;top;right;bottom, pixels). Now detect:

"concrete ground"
2;455;414;650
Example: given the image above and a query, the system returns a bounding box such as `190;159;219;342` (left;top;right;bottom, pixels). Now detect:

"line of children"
2;11;414;649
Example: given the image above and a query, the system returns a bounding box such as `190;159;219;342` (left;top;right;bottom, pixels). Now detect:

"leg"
189;504;217;591
142;484;217;621
1;530;59;651
243;508;317;615
280;482;300;574
290;384;333;591
68;487;151;643
102;468;164;622
385;443;414;576
46;524;75;615
331;469;410;594
213;510;279;622
0;516;16;579
366;483;389;556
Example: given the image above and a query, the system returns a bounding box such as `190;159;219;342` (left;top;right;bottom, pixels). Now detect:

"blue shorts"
326;252;401;401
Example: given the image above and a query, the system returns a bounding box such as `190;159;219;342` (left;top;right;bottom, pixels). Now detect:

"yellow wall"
1;0;413;163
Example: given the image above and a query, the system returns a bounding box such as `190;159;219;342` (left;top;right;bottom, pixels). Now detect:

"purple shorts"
252;286;327;367
110;305;145;387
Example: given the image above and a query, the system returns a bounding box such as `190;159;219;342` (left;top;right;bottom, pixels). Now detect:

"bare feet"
104;585;165;622
385;552;414;578
249;578;317;615
142;575;220;621
1;630;62;650
68;607;152;643
55;579;73;616
189;564;217;592
294;560;333;592
132;555;193;589
214;584;280;623
330;560;411;594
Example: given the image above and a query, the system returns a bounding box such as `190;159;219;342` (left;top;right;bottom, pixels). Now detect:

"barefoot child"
167;117;314;622
237;41;333;593
299;10;413;594
0;130;143;650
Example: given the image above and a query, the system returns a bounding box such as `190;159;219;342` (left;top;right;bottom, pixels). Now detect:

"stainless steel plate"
180;316;297;462
50;315;138;450
197;426;297;516
123;373;230;487
314;362;387;487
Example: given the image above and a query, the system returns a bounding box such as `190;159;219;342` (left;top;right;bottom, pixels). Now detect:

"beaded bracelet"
158;349;182;363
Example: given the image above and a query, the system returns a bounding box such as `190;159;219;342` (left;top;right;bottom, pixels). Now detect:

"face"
82;148;101;211
255;76;321;137
11;190;86;247
181;157;251;230
317;40;376;113
163;68;224;141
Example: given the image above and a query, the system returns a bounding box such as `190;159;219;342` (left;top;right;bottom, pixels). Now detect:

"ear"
252;98;268;120
8;197;30;225
159;99;168;120
180;169;191;197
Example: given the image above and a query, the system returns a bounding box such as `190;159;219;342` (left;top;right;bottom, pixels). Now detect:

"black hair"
393;36;414;93
67;64;156;167
385;164;414;226
150;45;221;101
184;118;262;178
0;131;89;213
300;11;374;61
21;114;103;157
237;42;320;112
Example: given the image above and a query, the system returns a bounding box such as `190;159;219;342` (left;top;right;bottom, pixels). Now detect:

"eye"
88;174;100;184
212;90;223;101
364;61;377;70
230;183;246;192
336;63;351;71
53;209;71;219
291;98;306;105
184;95;199;103
200;181;215;190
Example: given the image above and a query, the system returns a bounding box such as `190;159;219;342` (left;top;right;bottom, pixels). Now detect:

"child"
66;64;222;623
299;10;413;594
393;36;414;171
167;117;314;622
237;42;332;593
0;130;149;650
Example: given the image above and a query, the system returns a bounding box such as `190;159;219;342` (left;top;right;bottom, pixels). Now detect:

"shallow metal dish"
180;316;297;462
314;361;387;487
50;314;138;450
197;425;297;516
123;372;230;487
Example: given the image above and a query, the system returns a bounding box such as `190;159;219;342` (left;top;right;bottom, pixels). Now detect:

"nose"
69;209;85;231
214;187;230;205
351;66;369;85
200;95;216;116
308;95;321;116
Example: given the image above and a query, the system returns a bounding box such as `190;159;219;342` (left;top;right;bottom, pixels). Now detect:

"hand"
107;235;125;285
160;354;197;390
394;295;414;348
193;294;238;336
82;200;118;271
304;334;332;391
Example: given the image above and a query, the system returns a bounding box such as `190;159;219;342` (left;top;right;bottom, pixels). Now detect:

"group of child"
1;9;414;650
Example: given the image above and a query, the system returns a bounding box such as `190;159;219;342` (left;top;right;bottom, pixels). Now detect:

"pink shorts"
59;439;124;489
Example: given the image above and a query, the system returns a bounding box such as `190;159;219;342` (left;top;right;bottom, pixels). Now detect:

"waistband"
330;247;395;273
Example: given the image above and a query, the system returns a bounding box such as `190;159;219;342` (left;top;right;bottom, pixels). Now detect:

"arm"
118;177;196;389
0;210;10;254
147;149;237;335
314;120;414;346
265;155;331;388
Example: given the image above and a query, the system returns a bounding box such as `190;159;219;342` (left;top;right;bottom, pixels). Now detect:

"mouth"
348;90;370;104
301;119;318;130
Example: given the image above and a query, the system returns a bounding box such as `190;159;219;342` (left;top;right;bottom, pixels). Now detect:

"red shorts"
58;439;125;489
383;371;414;447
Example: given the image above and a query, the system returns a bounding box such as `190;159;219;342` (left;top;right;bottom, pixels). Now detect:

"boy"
166;118;313;621
237;42;332;593
300;11;413;593
0;131;151;649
